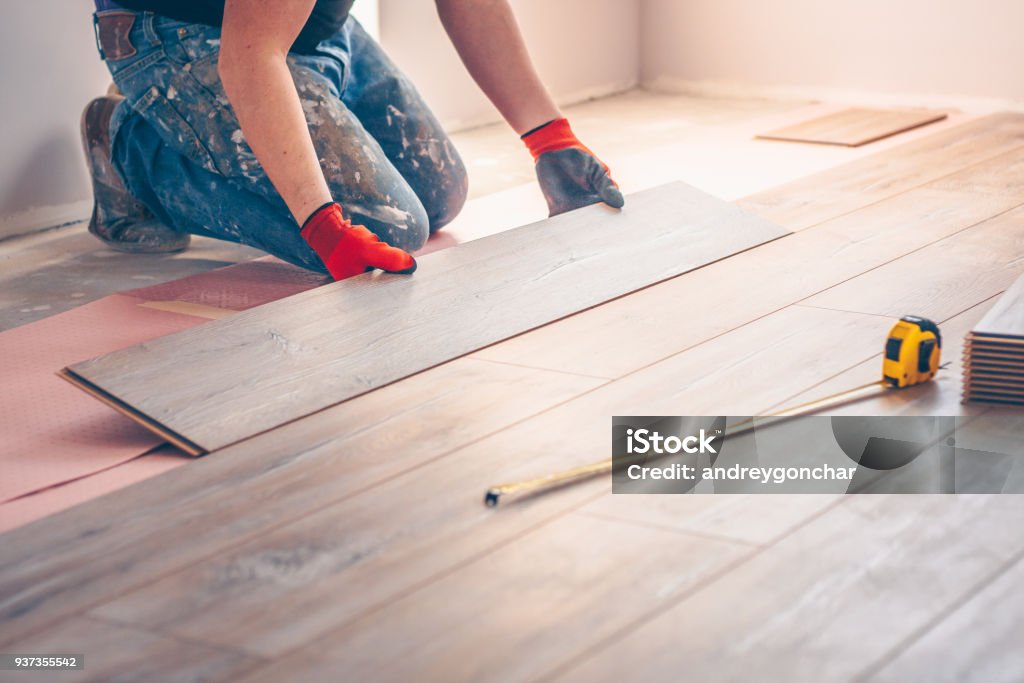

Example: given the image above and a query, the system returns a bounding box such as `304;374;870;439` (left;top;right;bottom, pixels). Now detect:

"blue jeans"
97;11;468;272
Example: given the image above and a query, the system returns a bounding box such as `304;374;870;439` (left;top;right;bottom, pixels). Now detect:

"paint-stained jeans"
98;11;468;272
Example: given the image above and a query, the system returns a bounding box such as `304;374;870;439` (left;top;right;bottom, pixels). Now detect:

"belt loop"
92;13;106;60
143;11;159;45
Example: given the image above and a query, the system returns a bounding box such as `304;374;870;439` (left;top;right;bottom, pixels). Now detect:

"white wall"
379;0;640;130
5;1;1020;238
640;0;1024;108
0;1;112;238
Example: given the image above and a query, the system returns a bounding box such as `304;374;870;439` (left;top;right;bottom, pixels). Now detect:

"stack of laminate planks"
963;275;1024;405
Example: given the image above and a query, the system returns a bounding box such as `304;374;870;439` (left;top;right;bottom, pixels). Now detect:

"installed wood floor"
2;101;1024;683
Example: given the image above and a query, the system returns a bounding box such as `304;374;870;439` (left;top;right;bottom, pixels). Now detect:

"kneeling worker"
84;0;624;280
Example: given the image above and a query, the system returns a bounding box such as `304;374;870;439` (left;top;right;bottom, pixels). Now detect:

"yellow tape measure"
882;315;942;388
484;315;943;507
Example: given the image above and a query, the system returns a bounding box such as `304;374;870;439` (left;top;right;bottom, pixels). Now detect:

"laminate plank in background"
63;182;789;454
756;107;947;147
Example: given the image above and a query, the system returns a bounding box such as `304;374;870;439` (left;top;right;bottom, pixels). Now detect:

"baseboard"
0;200;91;242
641;77;1024;115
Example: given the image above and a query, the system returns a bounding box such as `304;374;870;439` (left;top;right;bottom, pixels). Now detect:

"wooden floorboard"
0;359;602;643
863;549;1024;683
4;110;1024;682
551;495;1024;683
65;182;788;453
577;495;841;547
476;180;1024;378
0;615;257;683
232;514;754;683
804;205;1024;319
969;273;1024;337
756;108;947;147
82;307;896;660
738;113;1024;230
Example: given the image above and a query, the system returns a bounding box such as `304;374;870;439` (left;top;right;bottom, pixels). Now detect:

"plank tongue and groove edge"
61;182;790;454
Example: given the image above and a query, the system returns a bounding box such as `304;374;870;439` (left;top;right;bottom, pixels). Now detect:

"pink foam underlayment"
0;295;203;504
0;446;184;534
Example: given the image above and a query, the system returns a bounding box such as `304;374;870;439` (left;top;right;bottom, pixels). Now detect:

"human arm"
435;0;623;215
218;0;415;278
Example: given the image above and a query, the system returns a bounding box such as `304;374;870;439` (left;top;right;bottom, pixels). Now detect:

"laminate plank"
756;108;947;147
970;273;1024;337
865;552;1024;683
965;378;1024;390
738;113;1024;230
233;514;750;683
804;205;1024;319
64;182;789;453
930;146;1024;198
966;336;1024;349
476;185;1023;378
966;368;1024;381
577;494;839;547
944;410;1024;494
553;495;1024;683
0;616;256;683
84;307;891;658
0;358;602;643
964;351;1024;364
965;391;1024;401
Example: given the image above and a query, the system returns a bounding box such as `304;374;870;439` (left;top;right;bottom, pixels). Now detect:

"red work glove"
522;118;624;217
300;202;417;281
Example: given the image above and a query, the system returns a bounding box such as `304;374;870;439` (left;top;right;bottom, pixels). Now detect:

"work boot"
81;95;190;253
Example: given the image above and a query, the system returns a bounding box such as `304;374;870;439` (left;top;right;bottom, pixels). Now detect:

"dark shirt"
111;0;355;54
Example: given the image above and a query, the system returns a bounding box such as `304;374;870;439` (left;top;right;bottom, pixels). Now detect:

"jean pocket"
134;86;219;175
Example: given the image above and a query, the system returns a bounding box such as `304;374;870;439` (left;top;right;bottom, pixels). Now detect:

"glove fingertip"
395;257;417;275
601;184;625;209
